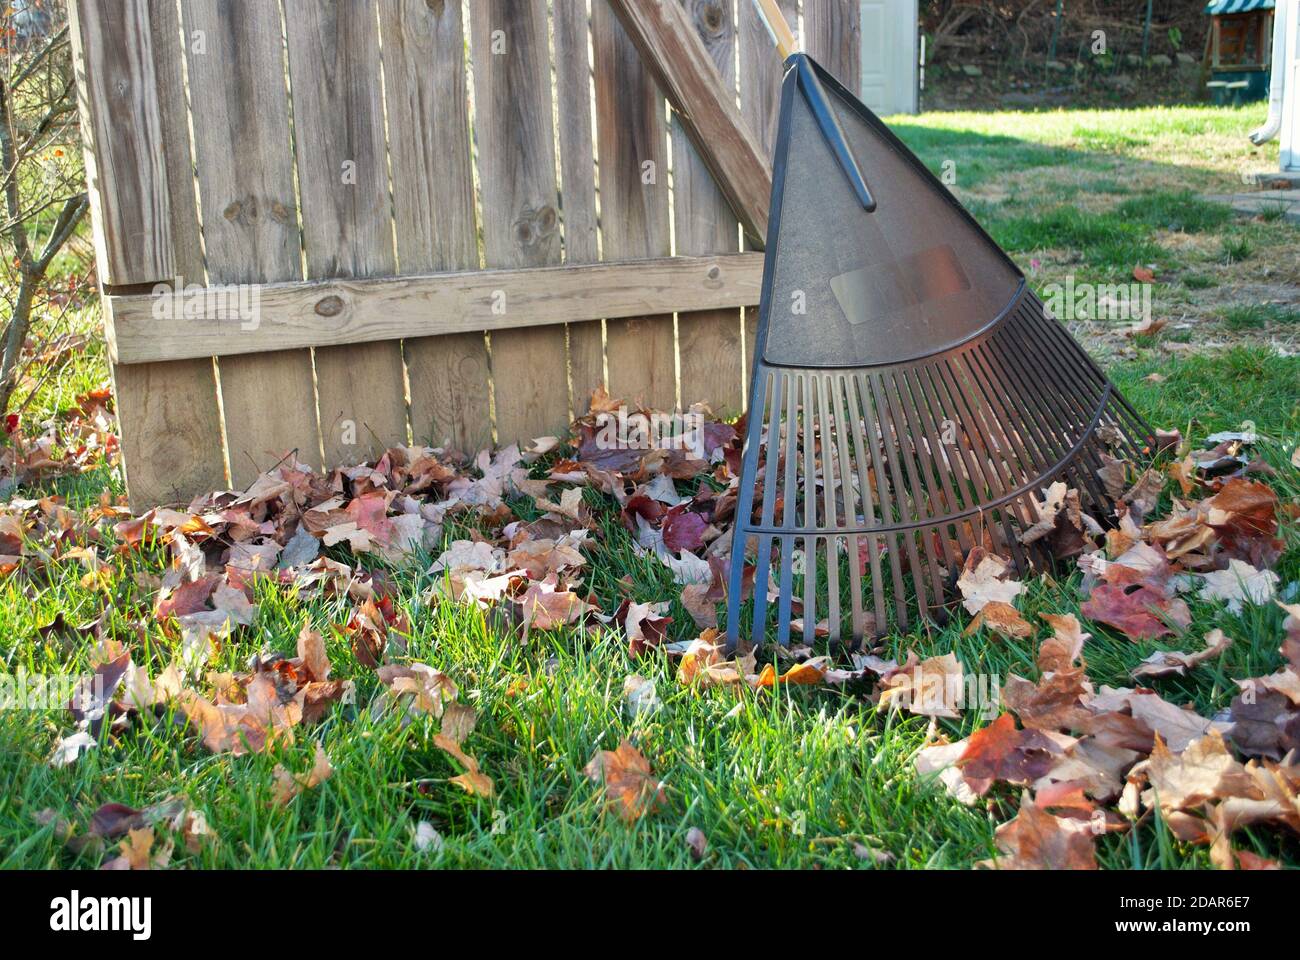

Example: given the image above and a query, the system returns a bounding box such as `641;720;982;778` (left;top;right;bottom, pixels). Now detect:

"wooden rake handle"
753;0;798;60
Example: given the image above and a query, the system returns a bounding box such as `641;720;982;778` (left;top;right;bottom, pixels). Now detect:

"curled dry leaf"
676;631;756;687
1198;559;1279;612
956;550;1023;614
439;702;478;745
1002;666;1093;732
272;742;334;805
957;714;1065;796
518;575;590;630
1132;629;1232;679
623;674;662;720
413;821;444;854
878;653;965;719
1133;732;1252;816
1038;613;1090;673
584;739;664;823
621;600;673;657
977;792;1097;870
1018;482;1090;560
102;826;173;871
752;656;830;689
181;672;303;756
374;663;458;726
685;826;708;861
964;600;1032;639
434;733;494;797
915;739;979;806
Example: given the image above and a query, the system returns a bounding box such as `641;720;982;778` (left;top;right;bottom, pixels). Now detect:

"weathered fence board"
739;0;799;383
805;0;862;97
592;0;676;411
67;0;171;286
471;0;567;444
379;0;490;452
286;0;407;466
673;0;744;416
607;0;771;246
553;0;603;417
182;0;321;483
73;0;857;508
89;0;227;507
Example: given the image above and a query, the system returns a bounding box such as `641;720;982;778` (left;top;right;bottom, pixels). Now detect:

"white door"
859;0;918;115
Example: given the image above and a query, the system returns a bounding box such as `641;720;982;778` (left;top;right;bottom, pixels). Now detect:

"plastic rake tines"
725;54;1154;650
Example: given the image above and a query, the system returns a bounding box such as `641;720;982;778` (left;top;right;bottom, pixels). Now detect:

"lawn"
1;105;1297;870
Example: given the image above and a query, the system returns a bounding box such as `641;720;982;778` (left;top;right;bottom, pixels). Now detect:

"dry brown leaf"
1132;629;1232;679
956;550;1023;614
102;827;173;871
434;733;494;797
957;713;1064;795
288;625;329;683
978;793;1097;870
1080;583;1191;641
879;653;964;718
584;739;664;822
752;656;829;688
965;600;1032;639
271;742;334;805
440;702;478;745
181;672;304;756
1038;613;1090;673
1136;732;1253;814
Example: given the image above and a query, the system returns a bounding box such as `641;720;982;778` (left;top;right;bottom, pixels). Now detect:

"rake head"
726;55;1154;650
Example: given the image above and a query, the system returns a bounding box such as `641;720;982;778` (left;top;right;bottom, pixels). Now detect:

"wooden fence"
69;0;861;509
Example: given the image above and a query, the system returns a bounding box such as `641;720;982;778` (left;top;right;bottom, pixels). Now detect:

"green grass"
2;105;1299;870
1;344;1296;870
986;205;1167;277
1220;234;1254;263
1116;190;1234;234
1219;303;1300;331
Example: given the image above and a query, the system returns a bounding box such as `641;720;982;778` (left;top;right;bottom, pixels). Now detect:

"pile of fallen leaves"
4;387;1299;868
0;382;118;495
905;428;1300;870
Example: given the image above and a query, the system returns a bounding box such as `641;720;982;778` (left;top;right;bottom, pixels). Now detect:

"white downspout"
1250;0;1292;144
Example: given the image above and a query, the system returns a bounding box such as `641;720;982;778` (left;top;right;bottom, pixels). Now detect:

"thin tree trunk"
0;271;35;414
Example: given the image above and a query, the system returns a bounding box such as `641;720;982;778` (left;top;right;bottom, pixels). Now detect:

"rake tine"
1029;303;1154;460
845;372;886;637
855;372;910;628
728;370;767;649
983;335;1070;462
999;319;1114;510
927;356;1026;565
944;354;1037;569
830;373;866;644
816;374;841;643
897;366;969;568
1036;293;1152;437
801;374;817;645
870;372;933;617
1029;298;1153;455
984;332;1115;538
776;373;802;646
880;369;949;608
751;372;787;643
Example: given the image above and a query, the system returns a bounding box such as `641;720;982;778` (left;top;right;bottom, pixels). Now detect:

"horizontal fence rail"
106;255;766;364
70;0;861;509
